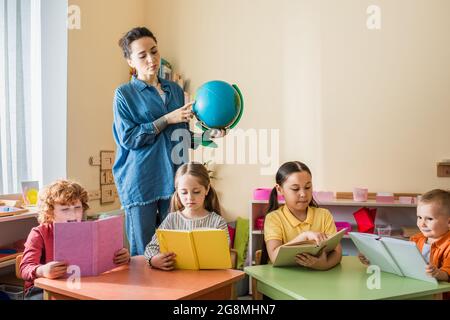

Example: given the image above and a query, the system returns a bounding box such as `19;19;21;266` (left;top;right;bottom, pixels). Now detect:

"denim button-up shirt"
112;76;190;208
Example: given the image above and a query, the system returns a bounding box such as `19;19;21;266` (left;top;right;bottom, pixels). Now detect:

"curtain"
0;0;33;194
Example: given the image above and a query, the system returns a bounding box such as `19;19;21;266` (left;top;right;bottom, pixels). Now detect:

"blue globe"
193;80;243;129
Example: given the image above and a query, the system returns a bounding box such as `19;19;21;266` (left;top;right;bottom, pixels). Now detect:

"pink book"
54;215;123;277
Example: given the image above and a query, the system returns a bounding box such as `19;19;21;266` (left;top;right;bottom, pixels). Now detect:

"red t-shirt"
19;223;54;292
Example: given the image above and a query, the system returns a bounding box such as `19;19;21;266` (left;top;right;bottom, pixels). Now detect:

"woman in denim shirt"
113;27;202;256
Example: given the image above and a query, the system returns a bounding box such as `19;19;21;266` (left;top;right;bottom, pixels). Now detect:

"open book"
349;232;437;284
54;215;124;277
273;228;347;267
156;228;231;270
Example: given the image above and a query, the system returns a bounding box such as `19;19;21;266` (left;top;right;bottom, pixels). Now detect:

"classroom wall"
320;0;450;193
145;0;286;221
67;0;146;214
144;0;450;221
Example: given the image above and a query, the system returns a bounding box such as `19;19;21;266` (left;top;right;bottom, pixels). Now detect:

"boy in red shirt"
20;180;130;298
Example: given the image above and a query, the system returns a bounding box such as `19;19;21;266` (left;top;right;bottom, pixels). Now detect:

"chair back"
15;254;23;280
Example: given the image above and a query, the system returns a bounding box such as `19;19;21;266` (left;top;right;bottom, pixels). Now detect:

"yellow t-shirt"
264;205;337;244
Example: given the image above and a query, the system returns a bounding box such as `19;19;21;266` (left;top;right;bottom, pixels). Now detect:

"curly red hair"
37;180;89;224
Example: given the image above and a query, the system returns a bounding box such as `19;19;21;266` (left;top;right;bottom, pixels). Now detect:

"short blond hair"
37;180;89;224
419;189;450;217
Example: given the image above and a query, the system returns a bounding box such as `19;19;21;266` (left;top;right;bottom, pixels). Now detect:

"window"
0;0;38;194
0;0;68;194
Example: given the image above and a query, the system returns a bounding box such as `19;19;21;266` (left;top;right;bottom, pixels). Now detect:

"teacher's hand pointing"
165;102;194;124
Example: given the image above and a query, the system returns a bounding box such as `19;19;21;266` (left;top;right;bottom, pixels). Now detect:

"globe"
193;80;243;129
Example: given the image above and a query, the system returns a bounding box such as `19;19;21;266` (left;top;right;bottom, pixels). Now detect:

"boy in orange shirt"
411;189;450;283
359;189;450;286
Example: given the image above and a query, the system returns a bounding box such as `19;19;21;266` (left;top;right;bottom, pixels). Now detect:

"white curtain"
0;0;33;194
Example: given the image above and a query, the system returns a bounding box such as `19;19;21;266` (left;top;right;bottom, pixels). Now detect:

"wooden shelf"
252;200;285;204
0;199;38;273
0;211;38;224
0;259;16;269
251;199;416;208
318;199;416;208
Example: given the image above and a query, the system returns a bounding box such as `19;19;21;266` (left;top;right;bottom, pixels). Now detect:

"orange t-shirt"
410;230;450;276
410;230;450;299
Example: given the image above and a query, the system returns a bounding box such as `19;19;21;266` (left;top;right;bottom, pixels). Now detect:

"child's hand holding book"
425;264;449;281
295;251;328;270
36;247;129;281
290;231;329;246
36;261;68;279
358;253;370;266
273;229;346;267
150;252;177;271
114;248;131;266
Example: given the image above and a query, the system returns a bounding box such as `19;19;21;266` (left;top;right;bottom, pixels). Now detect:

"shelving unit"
0;203;39;278
251;199;417;207
315;199;417;208
0;211;39;224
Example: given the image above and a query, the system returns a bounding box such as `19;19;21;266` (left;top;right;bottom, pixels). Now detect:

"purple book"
54;215;123;277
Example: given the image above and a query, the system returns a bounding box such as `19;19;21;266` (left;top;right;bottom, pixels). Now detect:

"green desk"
244;256;450;300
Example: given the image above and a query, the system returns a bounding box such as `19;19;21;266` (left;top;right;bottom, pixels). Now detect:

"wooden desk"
245;256;450;300
35;256;245;300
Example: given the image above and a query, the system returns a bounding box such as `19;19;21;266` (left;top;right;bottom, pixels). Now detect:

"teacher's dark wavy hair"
118;26;157;59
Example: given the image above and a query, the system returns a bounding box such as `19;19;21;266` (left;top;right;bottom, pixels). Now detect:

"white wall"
319;0;450;193
145;0;450;221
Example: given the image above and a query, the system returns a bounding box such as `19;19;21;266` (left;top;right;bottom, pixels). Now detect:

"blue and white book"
349;232;438;285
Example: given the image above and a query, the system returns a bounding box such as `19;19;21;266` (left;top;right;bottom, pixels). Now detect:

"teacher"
112;27;197;256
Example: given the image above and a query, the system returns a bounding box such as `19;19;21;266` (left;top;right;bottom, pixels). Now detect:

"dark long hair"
261;161;318;264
